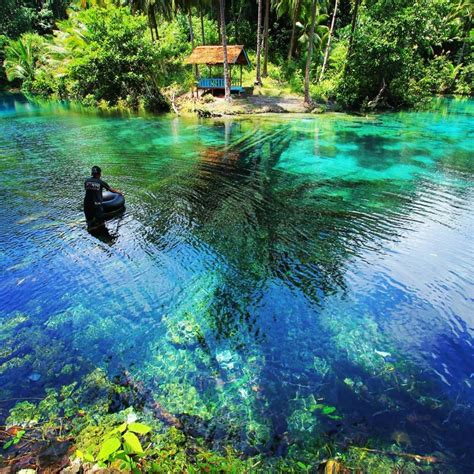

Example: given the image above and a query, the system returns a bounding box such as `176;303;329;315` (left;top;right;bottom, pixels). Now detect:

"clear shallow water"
1;94;473;466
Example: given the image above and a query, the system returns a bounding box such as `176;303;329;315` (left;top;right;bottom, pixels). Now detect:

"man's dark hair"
91;166;101;176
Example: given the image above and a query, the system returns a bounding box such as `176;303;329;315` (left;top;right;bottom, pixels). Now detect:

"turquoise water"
1;94;473;467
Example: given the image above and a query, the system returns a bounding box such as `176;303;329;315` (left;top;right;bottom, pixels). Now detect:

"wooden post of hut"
185;45;251;98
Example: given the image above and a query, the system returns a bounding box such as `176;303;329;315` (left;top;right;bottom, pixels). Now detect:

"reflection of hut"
185;45;251;96
200;147;240;165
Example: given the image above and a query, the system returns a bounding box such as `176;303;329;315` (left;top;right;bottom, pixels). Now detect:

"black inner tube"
102;191;125;213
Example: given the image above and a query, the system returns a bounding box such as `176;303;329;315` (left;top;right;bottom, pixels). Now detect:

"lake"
1;94;473;469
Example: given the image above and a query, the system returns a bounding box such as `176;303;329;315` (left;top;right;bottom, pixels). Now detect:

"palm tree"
262;0;270;77
4;35;40;83
174;0;196;48
128;0;173;40
219;0;231;101
296;9;328;54
318;0;337;82
347;0;361;58
288;0;302;61
43;13;92;78
255;0;263;85
304;0;318;106
147;0;159;40
199;0;207;44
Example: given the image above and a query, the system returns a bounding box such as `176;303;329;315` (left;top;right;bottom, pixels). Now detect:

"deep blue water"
1;94;473;468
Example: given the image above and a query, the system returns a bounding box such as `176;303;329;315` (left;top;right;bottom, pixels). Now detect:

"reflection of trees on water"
143;118;474;460
4;98;473;464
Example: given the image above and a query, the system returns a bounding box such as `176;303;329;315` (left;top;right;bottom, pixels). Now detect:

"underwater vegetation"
0;294;470;472
1;96;474;471
0;368;452;473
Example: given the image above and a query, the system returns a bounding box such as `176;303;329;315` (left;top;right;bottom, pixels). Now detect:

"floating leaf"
98;437;121;460
127;422;151;435
123;431;144;454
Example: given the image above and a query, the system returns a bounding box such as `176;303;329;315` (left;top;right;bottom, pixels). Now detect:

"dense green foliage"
0;35;9;88
0;0;471;111
0;0;69;38
19;7;169;110
337;0;473;109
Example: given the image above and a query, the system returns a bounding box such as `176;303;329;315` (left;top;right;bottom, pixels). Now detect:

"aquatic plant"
76;420;152;471
2;429;25;450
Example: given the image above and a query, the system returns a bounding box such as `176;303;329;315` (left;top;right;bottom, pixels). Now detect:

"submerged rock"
374;350;392;358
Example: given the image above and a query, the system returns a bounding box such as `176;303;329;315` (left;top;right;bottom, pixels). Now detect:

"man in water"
84;166;122;229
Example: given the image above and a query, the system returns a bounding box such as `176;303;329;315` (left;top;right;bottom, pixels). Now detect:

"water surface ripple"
1;94;473;468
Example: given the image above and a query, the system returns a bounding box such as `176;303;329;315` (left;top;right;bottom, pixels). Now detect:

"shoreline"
176;91;331;117
1;89;464;120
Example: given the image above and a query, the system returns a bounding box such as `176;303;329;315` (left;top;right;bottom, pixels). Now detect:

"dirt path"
178;92;313;116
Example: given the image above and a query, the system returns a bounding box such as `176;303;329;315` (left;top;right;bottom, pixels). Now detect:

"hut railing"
198;78;225;88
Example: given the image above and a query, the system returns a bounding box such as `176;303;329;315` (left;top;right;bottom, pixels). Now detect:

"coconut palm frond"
4;36;39;82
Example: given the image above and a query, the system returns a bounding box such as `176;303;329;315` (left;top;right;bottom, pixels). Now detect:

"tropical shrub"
63;7;166;108
0;35;9;89
0;0;36;39
0;0;68;38
337;0;467;110
3;33;45;89
422;54;462;94
455;62;473;95
22;6;170;111
76;420;153;471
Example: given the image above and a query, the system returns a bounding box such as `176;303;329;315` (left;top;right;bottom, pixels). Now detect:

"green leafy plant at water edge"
76;421;152;471
3;430;26;450
3;6;171;112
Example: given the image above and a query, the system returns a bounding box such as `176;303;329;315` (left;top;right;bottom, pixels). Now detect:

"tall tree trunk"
347;0;361;58
318;0;338;82
234;0;242;43
188;7;200;78
304;0;317;106
149;15;155;40
255;0;263;85
262;0;270;77
288;0;301;61
188;7;195;48
148;5;159;41
216;0;222;42
220;0;231;101
456;16;471;67
200;0;206;44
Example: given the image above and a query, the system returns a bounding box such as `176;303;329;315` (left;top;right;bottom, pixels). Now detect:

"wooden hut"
185;45;251;96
